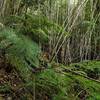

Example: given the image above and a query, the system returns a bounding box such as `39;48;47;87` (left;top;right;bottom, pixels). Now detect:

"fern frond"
0;28;41;82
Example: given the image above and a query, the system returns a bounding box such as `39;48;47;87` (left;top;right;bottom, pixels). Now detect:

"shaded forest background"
0;0;100;64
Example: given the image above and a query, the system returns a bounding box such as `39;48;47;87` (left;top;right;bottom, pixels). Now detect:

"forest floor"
0;60;100;100
0;67;24;99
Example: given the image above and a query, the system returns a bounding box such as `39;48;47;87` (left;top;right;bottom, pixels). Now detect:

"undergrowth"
0;29;100;100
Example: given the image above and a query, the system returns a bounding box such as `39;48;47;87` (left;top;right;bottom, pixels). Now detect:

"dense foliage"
0;0;100;100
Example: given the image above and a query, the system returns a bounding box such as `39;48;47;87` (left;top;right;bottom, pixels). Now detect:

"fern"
4;14;51;44
0;28;41;82
4;14;66;44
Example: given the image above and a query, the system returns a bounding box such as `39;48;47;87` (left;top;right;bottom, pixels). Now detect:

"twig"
56;68;100;83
